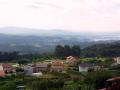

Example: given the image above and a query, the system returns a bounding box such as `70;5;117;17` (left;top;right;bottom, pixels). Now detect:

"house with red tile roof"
0;71;5;77
23;63;48;75
0;64;5;77
51;60;64;72
66;56;77;65
0;63;16;74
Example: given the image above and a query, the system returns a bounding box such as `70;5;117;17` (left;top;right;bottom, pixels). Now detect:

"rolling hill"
0;27;119;54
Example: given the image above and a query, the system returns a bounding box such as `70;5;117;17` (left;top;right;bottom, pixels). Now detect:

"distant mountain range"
0;27;119;54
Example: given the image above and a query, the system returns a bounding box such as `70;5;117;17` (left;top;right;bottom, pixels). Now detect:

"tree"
16;68;24;73
54;45;65;58
18;59;29;66
1;81;16;90
55;45;81;58
64;45;71;57
82;43;120;57
71;45;81;57
84;71;117;89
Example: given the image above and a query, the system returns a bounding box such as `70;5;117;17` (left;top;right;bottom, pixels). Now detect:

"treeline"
0;41;120;62
0;52;18;62
54;45;81;58
0;52;54;62
54;42;120;58
82;42;120;57
0;79;64;90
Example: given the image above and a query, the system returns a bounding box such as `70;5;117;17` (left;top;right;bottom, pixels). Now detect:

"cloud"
36;2;64;9
27;1;65;9
27;5;40;9
112;3;120;12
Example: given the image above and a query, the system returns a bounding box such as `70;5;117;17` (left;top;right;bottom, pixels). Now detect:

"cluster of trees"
82;43;120;57
54;42;120;58
0;52;18;62
0;52;54;62
0;81;16;90
0;41;120;62
55;45;81;58
84;70;120;89
0;69;120;90
31;79;64;90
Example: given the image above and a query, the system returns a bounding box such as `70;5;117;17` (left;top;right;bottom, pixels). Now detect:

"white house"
79;63;100;72
0;64;3;71
23;65;36;75
114;57;120;64
23;63;48;75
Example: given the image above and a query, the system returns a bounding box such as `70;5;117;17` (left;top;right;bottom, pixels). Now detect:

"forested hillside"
82;41;120;57
0;41;120;62
0;27;120;54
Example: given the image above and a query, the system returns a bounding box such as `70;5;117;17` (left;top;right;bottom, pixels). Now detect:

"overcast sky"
0;0;120;32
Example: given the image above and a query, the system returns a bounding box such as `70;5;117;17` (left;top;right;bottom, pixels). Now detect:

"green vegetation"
0;69;120;90
0;43;120;90
55;45;81;58
82;42;120;57
0;42;120;63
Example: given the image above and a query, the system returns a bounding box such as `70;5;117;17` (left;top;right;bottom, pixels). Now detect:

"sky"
0;0;120;33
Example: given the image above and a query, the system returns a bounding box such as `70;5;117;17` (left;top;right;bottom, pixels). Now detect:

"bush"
31;79;64;90
84;70;119;89
0;81;16;90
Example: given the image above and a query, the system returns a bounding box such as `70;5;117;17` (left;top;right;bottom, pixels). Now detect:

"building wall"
24;66;35;75
116;57;120;64
51;66;64;72
79;66;88;72
0;65;3;71
36;67;47;72
3;67;13;73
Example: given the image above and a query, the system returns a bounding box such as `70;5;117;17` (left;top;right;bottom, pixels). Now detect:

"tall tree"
64;45;71;57
55;45;81;58
55;45;65;58
71;45;81;57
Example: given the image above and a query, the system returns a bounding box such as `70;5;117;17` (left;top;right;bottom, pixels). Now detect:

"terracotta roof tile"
0;70;5;77
2;64;12;68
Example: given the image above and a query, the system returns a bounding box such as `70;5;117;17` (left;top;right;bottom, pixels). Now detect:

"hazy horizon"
0;26;120;35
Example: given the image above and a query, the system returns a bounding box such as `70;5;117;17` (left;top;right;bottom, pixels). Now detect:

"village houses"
114;57;120;64
0;63;15;77
51;60;64;72
23;63;48;75
66;56;77;65
79;63;102;72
